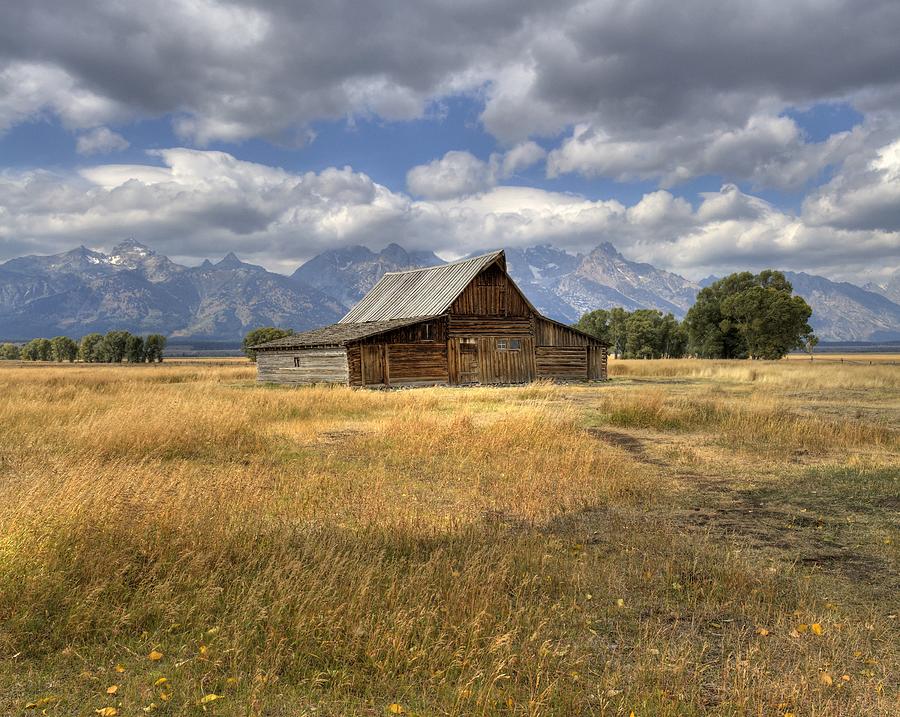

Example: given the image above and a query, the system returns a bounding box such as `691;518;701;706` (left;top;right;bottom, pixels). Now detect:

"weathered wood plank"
257;348;349;385
448;316;532;336
535;346;588;380
534;317;600;347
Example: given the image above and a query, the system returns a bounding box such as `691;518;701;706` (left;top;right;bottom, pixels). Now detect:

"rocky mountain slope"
503;243;699;322
865;269;900;305
291;243;444;307
1;239;898;341
0;240;343;340
783;272;900;342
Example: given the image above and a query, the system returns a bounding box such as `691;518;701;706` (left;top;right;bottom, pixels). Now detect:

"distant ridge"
0;240;343;340
1;240;898;341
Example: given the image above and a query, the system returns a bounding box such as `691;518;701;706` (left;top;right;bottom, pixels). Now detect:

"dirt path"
587;427;895;592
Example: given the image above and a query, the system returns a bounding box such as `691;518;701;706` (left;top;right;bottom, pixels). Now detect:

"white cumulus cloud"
0;149;897;283
407;142;547;199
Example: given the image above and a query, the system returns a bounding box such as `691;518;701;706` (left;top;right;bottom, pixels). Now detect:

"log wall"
384;343;448;385
350;341;449;386
534;316;595;347
448;315;532;336
355;317;448;345
257;348;349;385
588;346;608;380
536;346;587;380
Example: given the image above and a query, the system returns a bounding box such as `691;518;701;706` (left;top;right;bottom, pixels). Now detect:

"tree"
97;330;131;363
0;343;20;360
721;286;813;360
802;332;819;360
574;309;612;345
656;312;688;358
624;310;664;359
684;270;813;359
242;327;293;362
125;334;145;363
21;338;53;361
684;272;757;358
144;334;167;362
79;333;104;363
608;308;629;359
577;308;687;359
50;336;78;362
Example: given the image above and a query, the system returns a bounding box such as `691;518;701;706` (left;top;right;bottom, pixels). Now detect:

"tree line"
0;331;167;363
242;327;294;362
575;270;815;360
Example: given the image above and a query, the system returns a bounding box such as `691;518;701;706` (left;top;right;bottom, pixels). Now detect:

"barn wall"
348;345;362;386
534;317;595;347
355;317;448;345
449;264;531;316
385;343;448;385
474;336;536;384
588;346;608;380
257;348;349;385
351;341;449;386
448;315;532;336
536;346;587;380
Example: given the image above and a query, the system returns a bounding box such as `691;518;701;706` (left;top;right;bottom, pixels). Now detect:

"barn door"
458;339;478;384
361;344;385;385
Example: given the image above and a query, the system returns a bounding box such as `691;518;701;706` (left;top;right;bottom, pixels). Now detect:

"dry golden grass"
608;357;900;390
0;360;897;716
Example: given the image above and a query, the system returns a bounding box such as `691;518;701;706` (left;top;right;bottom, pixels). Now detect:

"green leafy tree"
722;287;813;359
21;338;53;361
655;312;688;358
125;334;145;363
608;307;629;359
0;342;21;360
79;333;104;363
684;272;757;358
144;334;167;363
20;340;39;361
576;308;687;359
685;270;813;359
242;327;294;362
97;330;131;363
802;332;819;360
574;309;612;345
50;336;78;362
624;310;664;359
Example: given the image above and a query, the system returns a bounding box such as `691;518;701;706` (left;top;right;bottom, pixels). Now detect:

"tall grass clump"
609;358;900;390
595;389;898;453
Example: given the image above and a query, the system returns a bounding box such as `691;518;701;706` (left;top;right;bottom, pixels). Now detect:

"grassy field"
0;358;897;716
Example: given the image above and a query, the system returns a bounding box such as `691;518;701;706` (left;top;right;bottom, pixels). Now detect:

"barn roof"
339;250;515;323
251;316;434;350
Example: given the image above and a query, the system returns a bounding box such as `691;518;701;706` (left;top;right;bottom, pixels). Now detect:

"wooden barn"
252;250;607;387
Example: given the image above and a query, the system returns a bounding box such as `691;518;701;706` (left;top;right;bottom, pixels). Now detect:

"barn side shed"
253;250;607;386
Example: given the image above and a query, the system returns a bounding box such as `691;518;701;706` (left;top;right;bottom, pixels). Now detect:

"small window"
508;339;522;351
423;323;431;340
293;356;301;367
497;339;507;351
460;338;476;345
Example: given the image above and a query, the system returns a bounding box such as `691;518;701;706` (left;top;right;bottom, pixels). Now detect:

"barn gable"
339;250;538;323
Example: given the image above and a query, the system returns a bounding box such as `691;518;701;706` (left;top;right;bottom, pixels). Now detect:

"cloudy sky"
1;0;899;282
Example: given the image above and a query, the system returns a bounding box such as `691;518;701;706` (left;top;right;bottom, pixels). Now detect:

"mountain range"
1;239;898;342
